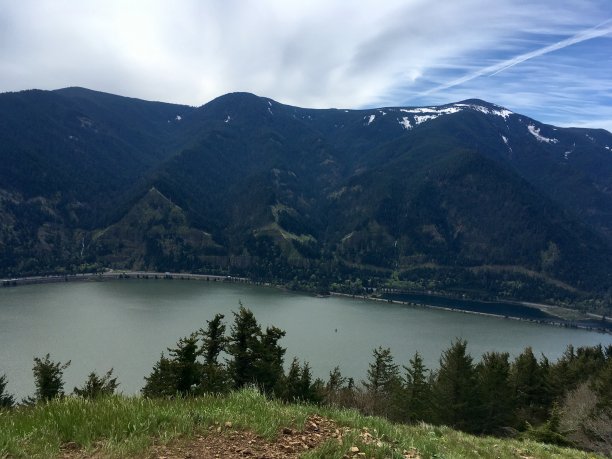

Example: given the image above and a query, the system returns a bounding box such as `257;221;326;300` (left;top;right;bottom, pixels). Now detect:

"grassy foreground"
0;388;602;458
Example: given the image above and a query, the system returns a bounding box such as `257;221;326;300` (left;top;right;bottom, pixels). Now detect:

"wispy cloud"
420;19;612;97
0;0;611;130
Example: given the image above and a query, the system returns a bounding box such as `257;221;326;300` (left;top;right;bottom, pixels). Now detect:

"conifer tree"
169;333;201;394
510;347;549;425
476;351;514;432
30;354;71;402
142;333;201;397
199;313;229;393
142;354;178;397
73;369;119;398
227;305;263;388
282;357;302;401
0;374;15;408
363;346;401;417
363;346;400;395
201;313;226;366
402;352;431;423
432;340;478;432
254;325;286;395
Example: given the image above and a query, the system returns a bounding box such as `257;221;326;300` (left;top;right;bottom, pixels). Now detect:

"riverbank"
331;292;612;334
3;270;610;334
0;270;250;287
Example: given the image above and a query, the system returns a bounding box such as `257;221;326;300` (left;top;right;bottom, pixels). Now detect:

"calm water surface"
1;279;610;399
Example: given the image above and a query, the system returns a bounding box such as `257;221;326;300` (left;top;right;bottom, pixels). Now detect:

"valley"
1;88;611;314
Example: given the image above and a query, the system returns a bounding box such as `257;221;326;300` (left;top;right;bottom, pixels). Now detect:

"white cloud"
0;0;611;130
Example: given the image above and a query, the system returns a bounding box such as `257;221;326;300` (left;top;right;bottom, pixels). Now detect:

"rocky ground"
61;414;421;459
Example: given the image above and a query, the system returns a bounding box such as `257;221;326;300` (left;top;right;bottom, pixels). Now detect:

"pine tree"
227;305;263;388
254;325;286;395
363;346;401;417
432;340;478;432
142;333;202;397
199;313;229;394
168;333;201;395
363;346;400;395
402;352;431;423
73;369;119;398
476;351;514;432
510;347;549;425
282;357;302;401
201;313;226;366
0;374;15;408
30;354;71;402
142;354;178;397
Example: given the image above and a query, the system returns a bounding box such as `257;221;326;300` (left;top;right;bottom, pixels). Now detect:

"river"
0;278;610;399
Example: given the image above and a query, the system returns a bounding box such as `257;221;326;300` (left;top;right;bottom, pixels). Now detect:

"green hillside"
1;88;612;312
0;389;602;458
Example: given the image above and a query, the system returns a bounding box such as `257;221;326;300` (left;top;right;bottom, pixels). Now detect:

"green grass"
0;389;603;458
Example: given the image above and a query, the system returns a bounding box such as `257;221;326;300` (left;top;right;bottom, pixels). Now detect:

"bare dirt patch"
147;415;340;459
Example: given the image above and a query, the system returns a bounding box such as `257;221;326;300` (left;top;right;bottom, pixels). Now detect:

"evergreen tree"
510;347;549;425
168;333;201;394
282;357;302;401
0;374;15;408
432;340;478;432
199;313;229;394
324;366;350;406
142;354;178;397
254;326;286;395
227;305;263;388
280;358;320;403
73;369;119;398
363;346;400;395
200;313;226;366
142;333;201;397
327;366;347;393
402;352;431;423
363;346;401;417
476;351;514;432
30;354;71;402
522;402;573;446
593;359;612;410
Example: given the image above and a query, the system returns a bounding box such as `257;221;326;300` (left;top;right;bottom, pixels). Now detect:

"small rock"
350;446;360;453
225;421;233;428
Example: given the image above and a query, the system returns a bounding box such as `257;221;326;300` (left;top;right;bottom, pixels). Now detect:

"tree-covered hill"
1;88;611;311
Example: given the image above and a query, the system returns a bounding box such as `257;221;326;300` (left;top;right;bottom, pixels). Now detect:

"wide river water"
1;279;610;399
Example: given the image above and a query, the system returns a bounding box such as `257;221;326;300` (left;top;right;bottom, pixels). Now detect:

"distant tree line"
1;307;611;454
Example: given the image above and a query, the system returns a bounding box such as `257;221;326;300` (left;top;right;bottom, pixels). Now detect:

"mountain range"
1;87;611;312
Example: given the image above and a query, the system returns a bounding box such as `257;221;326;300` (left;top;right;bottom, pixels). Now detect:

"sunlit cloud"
0;0;611;130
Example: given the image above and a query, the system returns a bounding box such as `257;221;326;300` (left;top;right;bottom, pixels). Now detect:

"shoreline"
330;292;612;335
2;270;610;334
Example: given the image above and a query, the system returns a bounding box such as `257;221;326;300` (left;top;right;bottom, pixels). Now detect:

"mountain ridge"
1;87;611;312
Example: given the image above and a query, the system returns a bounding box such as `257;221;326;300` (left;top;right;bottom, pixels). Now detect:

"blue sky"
1;0;611;131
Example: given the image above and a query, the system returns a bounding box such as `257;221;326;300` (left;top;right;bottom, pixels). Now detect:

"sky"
1;0;611;131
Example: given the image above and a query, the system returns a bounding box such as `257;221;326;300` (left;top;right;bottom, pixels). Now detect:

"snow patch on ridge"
564;143;575;160
414;114;440;125
224;115;231;123
528;124;558;144
365;114;376;125
398;117;412;130
395;102;514;131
